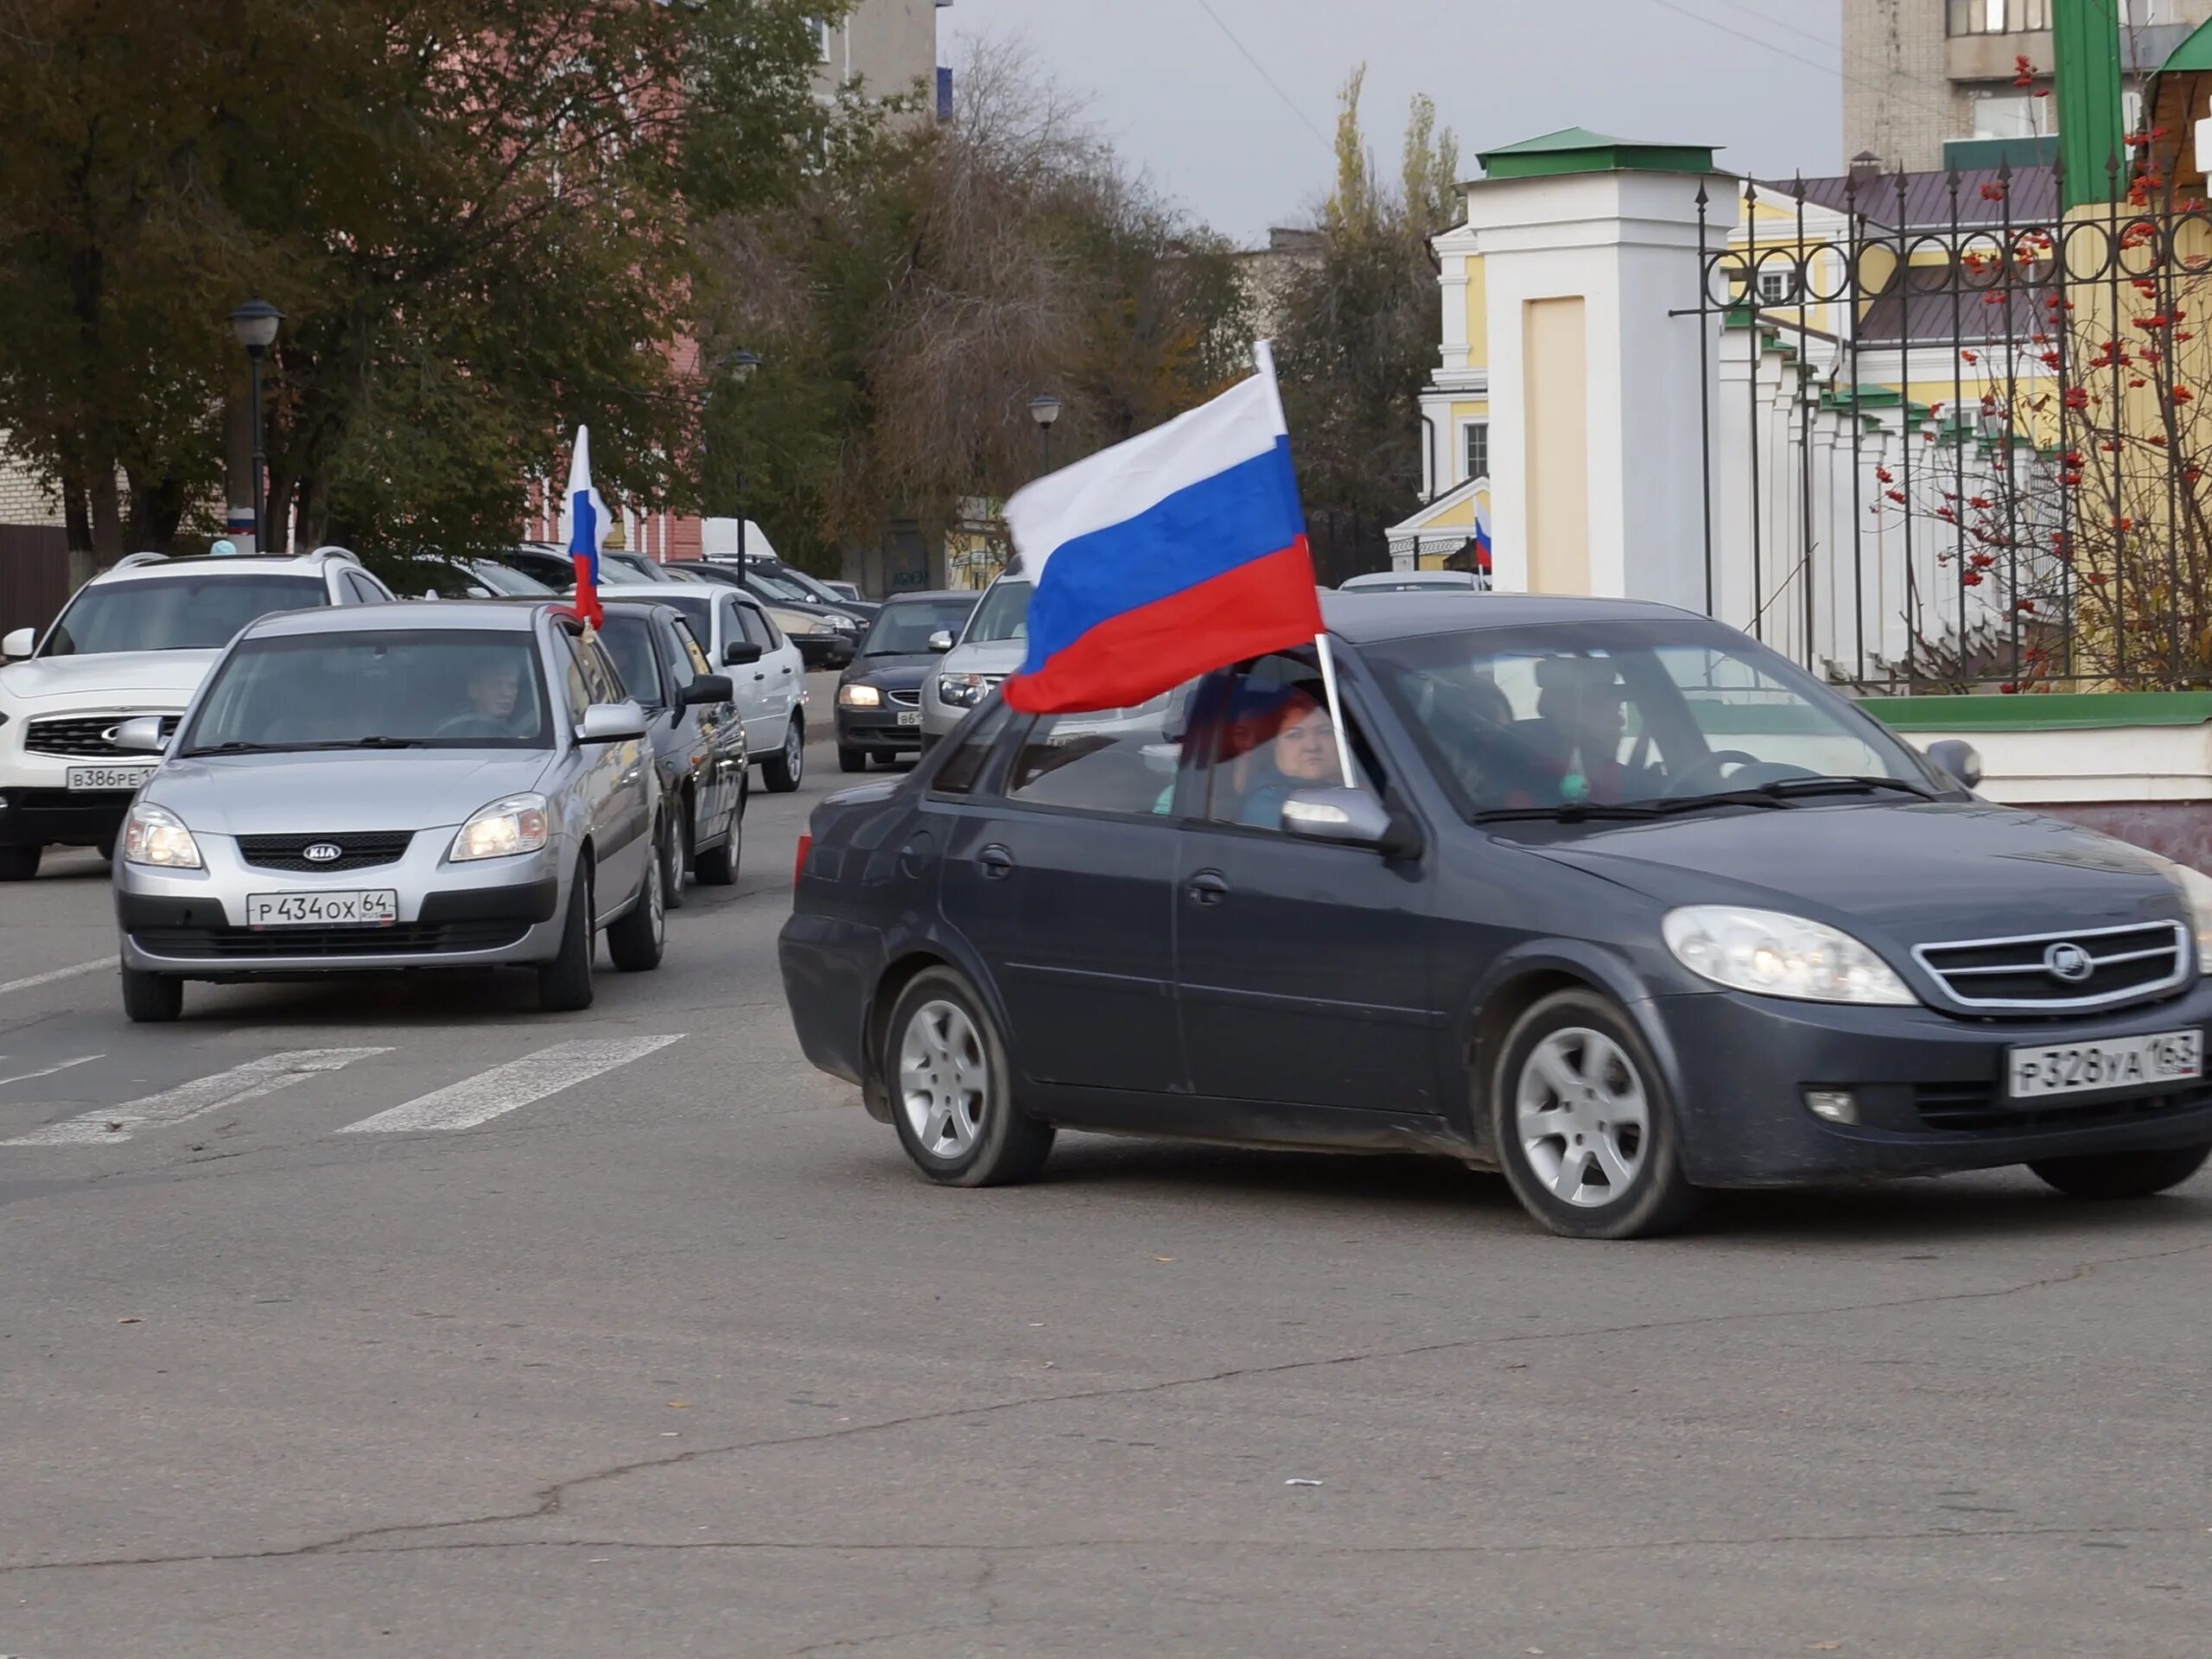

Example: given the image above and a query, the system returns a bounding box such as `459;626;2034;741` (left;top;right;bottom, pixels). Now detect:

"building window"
1947;0;2050;35
1462;421;1489;484
1757;269;1795;305
809;16;830;60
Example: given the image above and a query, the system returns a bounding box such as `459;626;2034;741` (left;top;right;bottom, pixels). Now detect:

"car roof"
241;600;552;639
1319;590;1704;645
90;553;346;586
880;588;975;606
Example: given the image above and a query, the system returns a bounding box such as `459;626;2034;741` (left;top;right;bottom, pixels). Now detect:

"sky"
940;0;1847;245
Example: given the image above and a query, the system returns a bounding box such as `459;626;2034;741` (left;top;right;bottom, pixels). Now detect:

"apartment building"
1843;0;2212;172
816;0;953;117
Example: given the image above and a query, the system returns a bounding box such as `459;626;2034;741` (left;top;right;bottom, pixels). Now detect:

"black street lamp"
229;300;283;554
1028;393;1061;474
720;349;761;575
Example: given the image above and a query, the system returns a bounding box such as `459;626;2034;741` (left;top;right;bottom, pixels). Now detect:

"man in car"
445;660;530;739
1515;657;1656;806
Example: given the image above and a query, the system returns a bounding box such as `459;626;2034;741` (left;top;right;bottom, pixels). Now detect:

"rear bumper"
0;786;137;849
779;912;884;1089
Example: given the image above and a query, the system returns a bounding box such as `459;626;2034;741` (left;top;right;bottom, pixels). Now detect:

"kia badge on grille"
302;842;344;864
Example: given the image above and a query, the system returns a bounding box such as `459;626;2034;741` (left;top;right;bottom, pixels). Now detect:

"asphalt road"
3;675;2210;1657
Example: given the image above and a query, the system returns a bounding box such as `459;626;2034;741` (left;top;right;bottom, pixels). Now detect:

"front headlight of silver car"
122;801;202;869
1662;905;1916;1006
450;792;550;861
2158;861;2212;974
936;673;995;709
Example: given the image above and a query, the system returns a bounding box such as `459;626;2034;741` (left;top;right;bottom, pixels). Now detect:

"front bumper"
0;785;143;849
835;704;925;753
116;831;568;978
1660;978;2212;1185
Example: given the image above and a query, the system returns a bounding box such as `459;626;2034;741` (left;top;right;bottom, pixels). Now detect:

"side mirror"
722;640;763;667
927;629;955;653
577;700;650;744
1925;739;1982;790
111;715;168;754
1281;787;1421;859
684;673;735;707
2;626;33;659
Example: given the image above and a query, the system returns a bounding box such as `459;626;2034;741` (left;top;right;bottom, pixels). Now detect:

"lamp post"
1028;393;1061;474
229;300;283;555
721;349;760;576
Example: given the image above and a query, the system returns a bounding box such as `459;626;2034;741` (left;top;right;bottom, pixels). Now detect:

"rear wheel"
536;863;596;1013
1491;989;1701;1240
838;745;868;773
0;845;40;881
662;806;690;912
120;965;182;1024
884;968;1054;1187
2030;1143;2212;1200
693;783;742;887
606;834;665;972
763;715;805;793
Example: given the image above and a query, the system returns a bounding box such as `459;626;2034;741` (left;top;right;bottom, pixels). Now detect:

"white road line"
0;958;105;997
338;1036;683;1135
0;1054;102;1090
3;1048;391;1146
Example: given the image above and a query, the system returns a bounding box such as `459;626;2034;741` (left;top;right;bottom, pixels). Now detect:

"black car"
780;593;2212;1239
597;600;755;903
835;591;980;772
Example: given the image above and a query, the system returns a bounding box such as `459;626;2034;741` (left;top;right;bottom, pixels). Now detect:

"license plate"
2007;1029;2203;1099
245;890;399;928
67;766;153;791
896;710;922;728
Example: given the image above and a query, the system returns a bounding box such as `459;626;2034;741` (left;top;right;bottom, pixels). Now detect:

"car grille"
1914;1082;2212;1135
887;688;921;708
130;921;527;960
1913;921;2190;1012
235;831;415;873
24;714;180;758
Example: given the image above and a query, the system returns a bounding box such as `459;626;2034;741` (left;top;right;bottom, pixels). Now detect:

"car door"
1172;653;1440;1116
665;613;737;830
732;597;797;753
560;631;652;915
934;695;1190;1096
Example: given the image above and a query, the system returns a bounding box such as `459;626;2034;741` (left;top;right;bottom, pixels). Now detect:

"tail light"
793;832;813;887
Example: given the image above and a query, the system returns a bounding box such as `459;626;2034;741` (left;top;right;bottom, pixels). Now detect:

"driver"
448;660;531;737
1505;657;1653;807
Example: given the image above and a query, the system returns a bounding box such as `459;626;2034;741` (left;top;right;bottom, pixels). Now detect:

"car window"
1004;683;1196;817
583;638;625;704
671;618;714;677
597;613;665;708
557;633;594;723
343;571;388;604
931;703;1013;796
42;573;327;656
861;598;976;655
735;599;779;650
468;561;551;596
1200;655;1382;830
962;579;1032;645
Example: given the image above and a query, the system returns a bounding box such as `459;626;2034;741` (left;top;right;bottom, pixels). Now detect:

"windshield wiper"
181;736;424;757
1477;790;1791;825
1751;774;1937;802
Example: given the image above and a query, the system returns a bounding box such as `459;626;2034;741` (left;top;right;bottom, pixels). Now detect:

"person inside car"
439;660;531;739
1507;657;1658;807
1221;685;1343;828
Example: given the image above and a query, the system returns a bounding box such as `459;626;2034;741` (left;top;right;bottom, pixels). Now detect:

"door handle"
978;843;1015;881
1185;869;1230;907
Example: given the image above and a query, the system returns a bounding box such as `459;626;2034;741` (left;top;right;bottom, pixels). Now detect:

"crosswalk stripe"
336;1036;683;1135
3;1047;391;1146
0;958;105;997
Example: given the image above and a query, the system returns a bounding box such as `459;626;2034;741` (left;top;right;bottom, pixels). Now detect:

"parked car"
403;557;557;600
597;598;750;902
784;591;2212;1239
821;580;865;604
0;548;396;880
835;591;981;772
753;559;878;623
111;600;665;1020
493;544;580;589
1339;570;1486;594
662;564;859;664
918;572;1031;750
594;584;810;792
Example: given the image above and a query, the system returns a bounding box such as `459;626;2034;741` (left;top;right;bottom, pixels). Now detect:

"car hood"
147;748;556;836
941;639;1026;676
1531;800;2187;944
0;649;224;709
842;654;937;689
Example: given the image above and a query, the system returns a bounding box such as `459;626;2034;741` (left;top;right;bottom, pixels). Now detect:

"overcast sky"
942;0;1846;244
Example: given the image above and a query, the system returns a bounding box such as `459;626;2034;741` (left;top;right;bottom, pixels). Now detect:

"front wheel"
2030;1143;2212;1200
536;863;596;1013
693;783;742;887
606;834;665;973
762;715;805;793
884;968;1054;1187
662;809;689;912
838;745;868;773
0;844;40;881
120;965;182;1023
1490;990;1701;1240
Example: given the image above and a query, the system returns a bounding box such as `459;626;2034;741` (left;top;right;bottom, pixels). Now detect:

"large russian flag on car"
1001;345;1324;715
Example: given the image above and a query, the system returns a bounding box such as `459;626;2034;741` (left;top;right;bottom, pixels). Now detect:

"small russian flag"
1472;503;1493;582
559;425;611;627
1002;344;1323;715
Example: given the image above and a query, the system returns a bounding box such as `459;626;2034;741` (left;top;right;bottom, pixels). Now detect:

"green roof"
1860;691;2212;731
2158;16;2212;75
1477;128;1719;181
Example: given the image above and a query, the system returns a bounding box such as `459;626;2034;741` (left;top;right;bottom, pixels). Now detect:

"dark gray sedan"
834;591;979;772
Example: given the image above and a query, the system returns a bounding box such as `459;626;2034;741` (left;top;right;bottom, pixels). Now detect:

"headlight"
122;802;201;869
826;613;858;632
936;673;998;709
2160;861;2212;974
837;683;882;709
1662;906;1916;1005
450;792;550;861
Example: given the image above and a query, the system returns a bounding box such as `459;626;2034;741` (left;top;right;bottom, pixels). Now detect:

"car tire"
536;863;596;1013
120;965;183;1023
606;831;665;973
0;845;40;881
1490;989;1702;1240
97;837;116;862
884;967;1054;1187
694;787;741;887
663;809;689;912
838;745;868;773
2029;1142;2212;1200
763;715;805;793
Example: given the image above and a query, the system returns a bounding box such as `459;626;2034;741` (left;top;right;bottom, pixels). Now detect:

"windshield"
181;630;553;753
42;574;326;657
747;569;814;603
597;613;664;707
469;561;552;595
1363;620;1939;820
772;565;846;605
862;597;976;655
963;579;1033;645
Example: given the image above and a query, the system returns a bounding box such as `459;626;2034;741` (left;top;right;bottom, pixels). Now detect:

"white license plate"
67;766;153;791
245;890;399;928
2008;1029;2203;1099
896;710;922;728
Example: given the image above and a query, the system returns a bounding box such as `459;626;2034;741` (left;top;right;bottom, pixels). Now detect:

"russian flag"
1002;345;1323;715
1472;503;1493;583
558;425;611;627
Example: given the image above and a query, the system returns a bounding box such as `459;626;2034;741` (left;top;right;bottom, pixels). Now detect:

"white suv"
0;548;394;879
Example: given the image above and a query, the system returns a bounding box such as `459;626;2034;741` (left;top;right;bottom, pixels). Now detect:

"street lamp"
717;350;761;575
1029;393;1061;474
229;300;283;555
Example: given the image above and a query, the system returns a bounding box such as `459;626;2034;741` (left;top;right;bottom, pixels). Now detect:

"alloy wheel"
1514;1027;1649;1208
898;999;987;1159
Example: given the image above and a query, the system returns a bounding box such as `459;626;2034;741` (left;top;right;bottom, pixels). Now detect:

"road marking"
0;958;105;997
338;1036;683;1135
3;1048;391;1145
0;1054;102;1090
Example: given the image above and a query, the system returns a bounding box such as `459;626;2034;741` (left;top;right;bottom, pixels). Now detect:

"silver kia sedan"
109;602;667;1021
